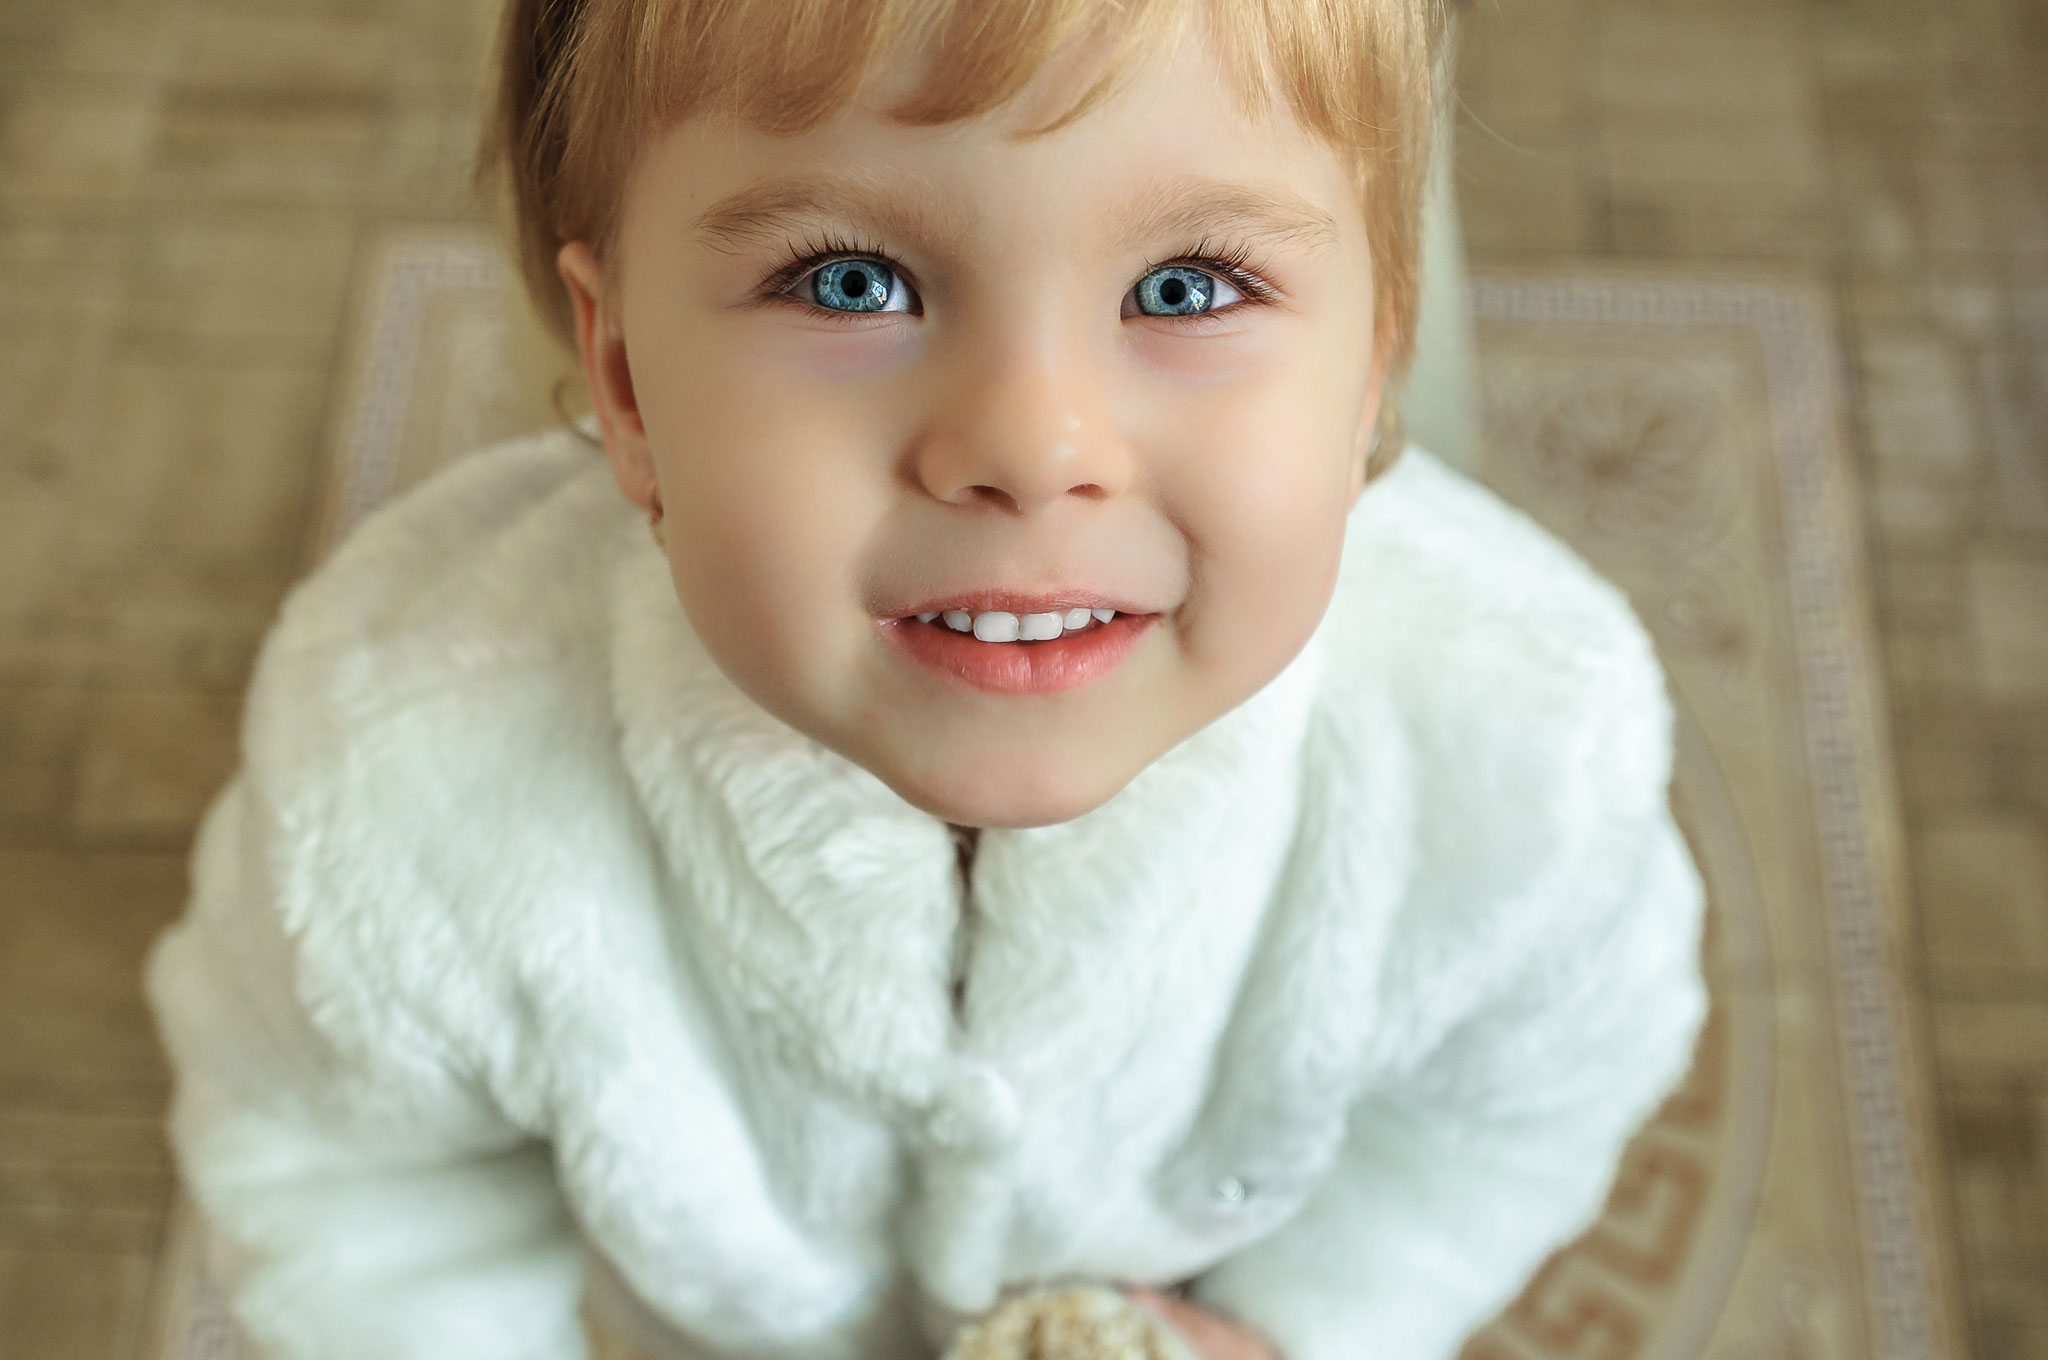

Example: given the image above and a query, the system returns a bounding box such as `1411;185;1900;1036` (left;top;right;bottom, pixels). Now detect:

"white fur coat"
143;425;1709;1360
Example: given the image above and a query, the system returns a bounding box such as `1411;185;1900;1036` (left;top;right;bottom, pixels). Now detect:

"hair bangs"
481;0;1445;369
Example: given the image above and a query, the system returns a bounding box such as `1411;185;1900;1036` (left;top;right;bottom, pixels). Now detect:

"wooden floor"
0;0;2042;1355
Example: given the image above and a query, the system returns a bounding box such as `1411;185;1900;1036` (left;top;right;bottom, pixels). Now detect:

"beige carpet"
142;233;1967;1360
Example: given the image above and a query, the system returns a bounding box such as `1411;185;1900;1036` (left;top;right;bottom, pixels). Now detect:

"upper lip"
885;589;1158;619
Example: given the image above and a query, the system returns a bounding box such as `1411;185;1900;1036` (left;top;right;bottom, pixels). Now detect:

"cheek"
1129;306;1366;516
1191;497;1347;670
1158;380;1355;555
662;457;873;717
636;352;885;699
1150;381;1355;662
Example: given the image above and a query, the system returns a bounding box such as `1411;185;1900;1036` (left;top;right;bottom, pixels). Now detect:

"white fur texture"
143;427;1709;1360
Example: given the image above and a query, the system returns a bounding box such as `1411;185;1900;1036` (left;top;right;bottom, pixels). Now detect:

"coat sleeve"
143;770;588;1360
1183;804;1710;1360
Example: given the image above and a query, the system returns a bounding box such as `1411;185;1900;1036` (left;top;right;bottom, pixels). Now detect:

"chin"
883;754;1130;831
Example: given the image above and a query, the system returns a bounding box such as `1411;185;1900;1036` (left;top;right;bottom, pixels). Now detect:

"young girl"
143;1;1709;1358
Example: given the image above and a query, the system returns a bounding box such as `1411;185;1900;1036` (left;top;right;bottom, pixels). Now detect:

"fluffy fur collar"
584;432;1667;1326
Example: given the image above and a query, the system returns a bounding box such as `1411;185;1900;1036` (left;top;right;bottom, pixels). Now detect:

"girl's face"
559;22;1387;830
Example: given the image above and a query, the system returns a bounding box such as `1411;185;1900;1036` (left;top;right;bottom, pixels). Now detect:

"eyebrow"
690;171;1342;257
1117;174;1342;255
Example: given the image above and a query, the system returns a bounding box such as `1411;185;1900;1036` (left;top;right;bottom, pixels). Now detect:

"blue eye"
762;234;1276;322
1134;265;1241;318
807;258;912;314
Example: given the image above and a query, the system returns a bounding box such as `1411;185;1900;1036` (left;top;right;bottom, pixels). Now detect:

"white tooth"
1063;608;1092;630
1019;611;1064;641
943;610;973;632
916;612;939;623
972;611;1020;642
1091;608;1115;622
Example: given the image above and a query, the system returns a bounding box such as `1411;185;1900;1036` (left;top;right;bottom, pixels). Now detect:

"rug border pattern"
1471;271;1961;1360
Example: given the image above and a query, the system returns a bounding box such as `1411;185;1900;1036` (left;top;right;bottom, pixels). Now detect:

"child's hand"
1121;1284;1282;1360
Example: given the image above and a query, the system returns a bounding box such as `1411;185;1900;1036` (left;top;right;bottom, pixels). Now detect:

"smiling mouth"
883;607;1156;695
901;606;1127;642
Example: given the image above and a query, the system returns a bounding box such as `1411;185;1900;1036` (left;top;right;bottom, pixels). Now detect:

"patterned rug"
140;232;1968;1360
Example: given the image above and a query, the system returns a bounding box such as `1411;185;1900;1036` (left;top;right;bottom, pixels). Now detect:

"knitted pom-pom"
941;1284;1200;1360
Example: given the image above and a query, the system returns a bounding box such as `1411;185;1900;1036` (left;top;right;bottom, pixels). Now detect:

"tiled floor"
0;0;2043;1356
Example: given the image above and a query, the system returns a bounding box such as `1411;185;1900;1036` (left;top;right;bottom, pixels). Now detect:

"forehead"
689;172;1342;260
636;20;1355;255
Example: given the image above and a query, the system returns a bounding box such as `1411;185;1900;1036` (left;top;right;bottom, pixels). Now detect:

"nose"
911;332;1131;515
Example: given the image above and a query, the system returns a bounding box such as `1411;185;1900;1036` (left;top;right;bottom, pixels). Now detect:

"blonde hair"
475;0;1446;379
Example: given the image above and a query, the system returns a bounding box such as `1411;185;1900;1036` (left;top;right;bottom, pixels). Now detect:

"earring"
647;490;666;550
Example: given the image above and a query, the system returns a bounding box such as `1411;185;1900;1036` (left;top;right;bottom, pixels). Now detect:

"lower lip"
880;613;1156;695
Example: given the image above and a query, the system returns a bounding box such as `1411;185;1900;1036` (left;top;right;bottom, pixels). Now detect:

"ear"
1347;323;1397;509
557;240;659;516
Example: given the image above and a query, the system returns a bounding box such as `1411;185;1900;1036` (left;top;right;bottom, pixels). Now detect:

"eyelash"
754;229;1282;322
